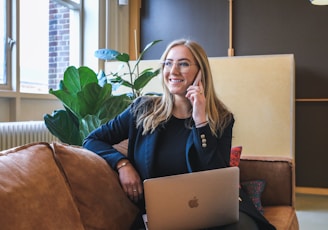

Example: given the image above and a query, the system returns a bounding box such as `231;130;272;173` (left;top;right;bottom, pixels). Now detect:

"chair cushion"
52;142;139;230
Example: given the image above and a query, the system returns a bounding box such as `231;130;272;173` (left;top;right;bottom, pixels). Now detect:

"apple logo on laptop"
188;196;199;208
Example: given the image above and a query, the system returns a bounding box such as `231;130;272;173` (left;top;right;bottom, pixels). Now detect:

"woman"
83;39;275;230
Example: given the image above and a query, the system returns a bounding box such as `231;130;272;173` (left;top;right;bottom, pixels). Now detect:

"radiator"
0;121;59;151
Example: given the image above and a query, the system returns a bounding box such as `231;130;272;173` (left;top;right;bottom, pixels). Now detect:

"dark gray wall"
140;0;328;188
140;0;229;58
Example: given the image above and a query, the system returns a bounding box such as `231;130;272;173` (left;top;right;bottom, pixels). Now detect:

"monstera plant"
44;40;161;145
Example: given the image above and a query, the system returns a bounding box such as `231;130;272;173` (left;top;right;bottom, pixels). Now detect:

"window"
20;0;81;93
1;0;81;93
0;0;7;87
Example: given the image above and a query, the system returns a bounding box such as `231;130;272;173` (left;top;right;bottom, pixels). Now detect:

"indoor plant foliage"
95;39;162;99
44;40;161;146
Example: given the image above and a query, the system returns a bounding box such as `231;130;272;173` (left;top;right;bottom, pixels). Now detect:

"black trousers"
131;211;258;230
207;211;259;230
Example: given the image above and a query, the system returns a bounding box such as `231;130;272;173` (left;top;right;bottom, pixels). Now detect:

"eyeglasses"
162;60;198;74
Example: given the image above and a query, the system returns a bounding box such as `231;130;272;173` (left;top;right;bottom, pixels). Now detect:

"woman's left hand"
185;81;207;125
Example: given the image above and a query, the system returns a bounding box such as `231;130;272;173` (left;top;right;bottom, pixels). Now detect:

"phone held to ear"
193;71;202;86
187;71;202;95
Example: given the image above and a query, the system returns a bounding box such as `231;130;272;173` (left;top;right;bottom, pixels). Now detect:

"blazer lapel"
134;129;161;179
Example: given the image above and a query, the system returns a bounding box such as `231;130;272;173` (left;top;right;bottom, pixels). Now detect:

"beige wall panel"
210;55;295;158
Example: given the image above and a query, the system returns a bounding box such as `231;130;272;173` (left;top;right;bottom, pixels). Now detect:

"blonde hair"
133;39;232;137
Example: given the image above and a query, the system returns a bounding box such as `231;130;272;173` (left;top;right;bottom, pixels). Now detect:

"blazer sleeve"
187;117;234;172
82;105;132;170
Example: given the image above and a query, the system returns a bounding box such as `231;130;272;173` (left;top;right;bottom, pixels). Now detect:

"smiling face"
163;45;199;97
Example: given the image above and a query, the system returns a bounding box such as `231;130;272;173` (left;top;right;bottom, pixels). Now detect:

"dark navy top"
153;116;190;177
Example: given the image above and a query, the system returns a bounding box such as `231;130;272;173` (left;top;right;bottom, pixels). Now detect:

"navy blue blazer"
83;99;234;181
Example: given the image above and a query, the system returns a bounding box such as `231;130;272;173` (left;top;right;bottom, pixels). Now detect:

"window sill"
0;91;57;100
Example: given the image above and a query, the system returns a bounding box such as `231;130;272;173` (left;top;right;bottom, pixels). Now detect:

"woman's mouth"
169;78;184;83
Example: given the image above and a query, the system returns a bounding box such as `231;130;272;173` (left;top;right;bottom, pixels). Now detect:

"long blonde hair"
133;39;232;137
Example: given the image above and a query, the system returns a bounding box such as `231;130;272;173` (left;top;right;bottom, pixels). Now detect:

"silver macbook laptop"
143;167;239;230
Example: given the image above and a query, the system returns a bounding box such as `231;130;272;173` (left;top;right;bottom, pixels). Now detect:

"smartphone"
193;70;202;86
142;214;149;230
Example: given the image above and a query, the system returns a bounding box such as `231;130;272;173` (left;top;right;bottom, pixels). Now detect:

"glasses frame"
162;60;199;74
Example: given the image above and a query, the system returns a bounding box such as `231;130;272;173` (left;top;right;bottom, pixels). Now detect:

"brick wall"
48;0;70;90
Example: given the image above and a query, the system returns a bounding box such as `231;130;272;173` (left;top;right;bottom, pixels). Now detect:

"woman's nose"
170;63;180;74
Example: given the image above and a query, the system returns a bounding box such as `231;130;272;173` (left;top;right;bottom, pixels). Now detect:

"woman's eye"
164;61;173;67
179;62;190;67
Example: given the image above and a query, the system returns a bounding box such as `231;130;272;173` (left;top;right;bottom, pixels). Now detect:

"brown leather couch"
0;142;139;230
0;141;298;230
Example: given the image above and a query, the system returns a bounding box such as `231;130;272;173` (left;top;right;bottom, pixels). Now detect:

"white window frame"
0;0;82;92
0;0;13;90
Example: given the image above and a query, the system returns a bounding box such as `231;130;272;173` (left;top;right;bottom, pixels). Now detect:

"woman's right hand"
117;160;143;202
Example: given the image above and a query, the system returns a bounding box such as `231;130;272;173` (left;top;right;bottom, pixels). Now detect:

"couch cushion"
264;206;299;230
0;142;84;230
230;146;242;167
52;142;139;230
241;179;266;214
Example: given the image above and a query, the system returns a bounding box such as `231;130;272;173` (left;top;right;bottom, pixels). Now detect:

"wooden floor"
295;193;328;230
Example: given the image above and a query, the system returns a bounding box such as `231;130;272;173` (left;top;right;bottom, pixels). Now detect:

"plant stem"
126;62;136;99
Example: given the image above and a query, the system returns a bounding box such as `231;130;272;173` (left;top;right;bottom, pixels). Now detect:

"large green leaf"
78;66;98;89
76;83;101;117
79;115;103;141
98;94;131;122
44;109;82;145
96;83;113;109
134;68;161;91
76;82;113;117
49;89;80;118
78;95;131;141
62;66;97;95
49;66;99;118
